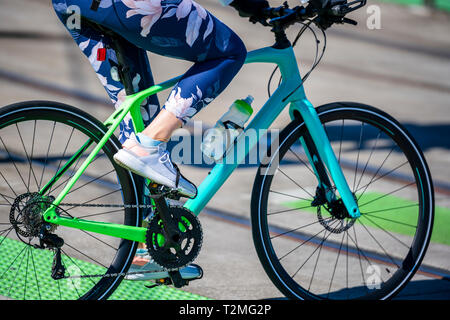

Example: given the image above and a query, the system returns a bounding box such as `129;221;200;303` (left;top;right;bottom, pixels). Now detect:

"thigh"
55;0;246;63
113;0;246;62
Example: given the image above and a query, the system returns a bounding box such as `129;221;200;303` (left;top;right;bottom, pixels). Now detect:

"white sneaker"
113;134;197;198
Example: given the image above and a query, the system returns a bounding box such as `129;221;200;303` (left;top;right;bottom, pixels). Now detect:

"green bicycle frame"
42;45;360;243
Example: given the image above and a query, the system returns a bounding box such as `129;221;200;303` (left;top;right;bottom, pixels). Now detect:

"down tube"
184;89;292;215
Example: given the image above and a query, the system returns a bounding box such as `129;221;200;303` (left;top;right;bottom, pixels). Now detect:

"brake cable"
267;18;327;99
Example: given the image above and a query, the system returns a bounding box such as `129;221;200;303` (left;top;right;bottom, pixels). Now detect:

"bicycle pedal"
146;183;188;200
144;265;203;289
145;277;171;289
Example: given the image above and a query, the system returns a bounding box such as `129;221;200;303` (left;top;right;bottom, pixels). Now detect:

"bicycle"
0;0;434;300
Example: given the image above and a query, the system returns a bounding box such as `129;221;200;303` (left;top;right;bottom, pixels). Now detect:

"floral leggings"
52;0;247;143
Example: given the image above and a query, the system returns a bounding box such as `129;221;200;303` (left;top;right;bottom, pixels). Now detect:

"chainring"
146;205;202;270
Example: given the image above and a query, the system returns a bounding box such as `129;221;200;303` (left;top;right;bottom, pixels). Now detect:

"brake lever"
331;0;366;15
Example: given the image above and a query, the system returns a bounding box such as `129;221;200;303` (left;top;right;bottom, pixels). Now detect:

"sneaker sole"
125;269;202;281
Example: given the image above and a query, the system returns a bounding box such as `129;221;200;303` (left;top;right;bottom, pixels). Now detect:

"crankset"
146;205;203;271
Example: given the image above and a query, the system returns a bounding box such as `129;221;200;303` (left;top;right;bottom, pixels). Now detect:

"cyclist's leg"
51;0;161;144
53;0;246;192
109;0;247;194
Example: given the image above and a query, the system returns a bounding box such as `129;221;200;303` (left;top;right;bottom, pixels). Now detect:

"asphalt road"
0;0;449;300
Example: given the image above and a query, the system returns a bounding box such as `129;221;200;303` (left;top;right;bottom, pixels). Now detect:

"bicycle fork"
289;99;360;218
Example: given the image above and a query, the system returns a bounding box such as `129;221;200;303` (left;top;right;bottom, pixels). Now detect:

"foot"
125;250;202;281
113;133;197;198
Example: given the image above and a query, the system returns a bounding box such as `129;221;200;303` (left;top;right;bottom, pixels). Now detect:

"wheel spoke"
271;217;332;241
277;167;314;198
48;127;75;195
354;161;409;194
39;121;56;189
358;182;416;208
355;130;381;192
288;147;316;177
66;169;116;195
326;232;346;298
357;144;397;201
269;189;310;201
360;214;410;249
277;218;335;260
15;123;39;191
267;204;313;216
0;136;29;193
291;220;339;279
352;122;364;191
63;243;109;269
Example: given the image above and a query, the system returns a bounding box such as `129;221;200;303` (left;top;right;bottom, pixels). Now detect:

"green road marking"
0;236;208;300
377;0;450;11
283;192;450;245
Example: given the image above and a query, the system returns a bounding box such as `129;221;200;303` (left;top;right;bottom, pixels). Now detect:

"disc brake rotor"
317;205;355;234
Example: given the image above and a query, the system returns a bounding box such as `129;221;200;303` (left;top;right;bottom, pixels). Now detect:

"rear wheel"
0;101;142;300
251;102;434;300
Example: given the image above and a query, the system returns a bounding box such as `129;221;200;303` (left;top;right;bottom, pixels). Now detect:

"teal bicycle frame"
42;45;360;243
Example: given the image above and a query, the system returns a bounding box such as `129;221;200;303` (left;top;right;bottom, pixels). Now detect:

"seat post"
80;17;136;95
106;35;136;96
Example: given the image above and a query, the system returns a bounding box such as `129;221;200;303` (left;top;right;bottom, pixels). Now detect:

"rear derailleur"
34;226;66;280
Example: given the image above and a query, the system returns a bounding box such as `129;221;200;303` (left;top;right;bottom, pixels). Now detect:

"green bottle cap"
235;95;254;115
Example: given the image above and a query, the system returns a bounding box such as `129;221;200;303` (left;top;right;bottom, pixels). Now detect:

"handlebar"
256;0;367;30
259;4;311;27
330;0;367;16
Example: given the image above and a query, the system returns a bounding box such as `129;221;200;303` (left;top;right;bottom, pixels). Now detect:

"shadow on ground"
395;278;450;300
265;278;450;300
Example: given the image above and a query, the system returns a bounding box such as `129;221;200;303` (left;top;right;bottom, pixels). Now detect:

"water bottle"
201;95;254;160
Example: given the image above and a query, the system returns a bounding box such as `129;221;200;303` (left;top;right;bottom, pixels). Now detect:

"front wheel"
251;102;434;300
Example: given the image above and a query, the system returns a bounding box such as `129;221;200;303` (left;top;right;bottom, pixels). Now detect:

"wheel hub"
317;198;356;234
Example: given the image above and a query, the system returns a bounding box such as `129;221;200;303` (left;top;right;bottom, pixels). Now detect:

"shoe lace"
158;150;181;187
156;149;197;197
158;150;174;169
